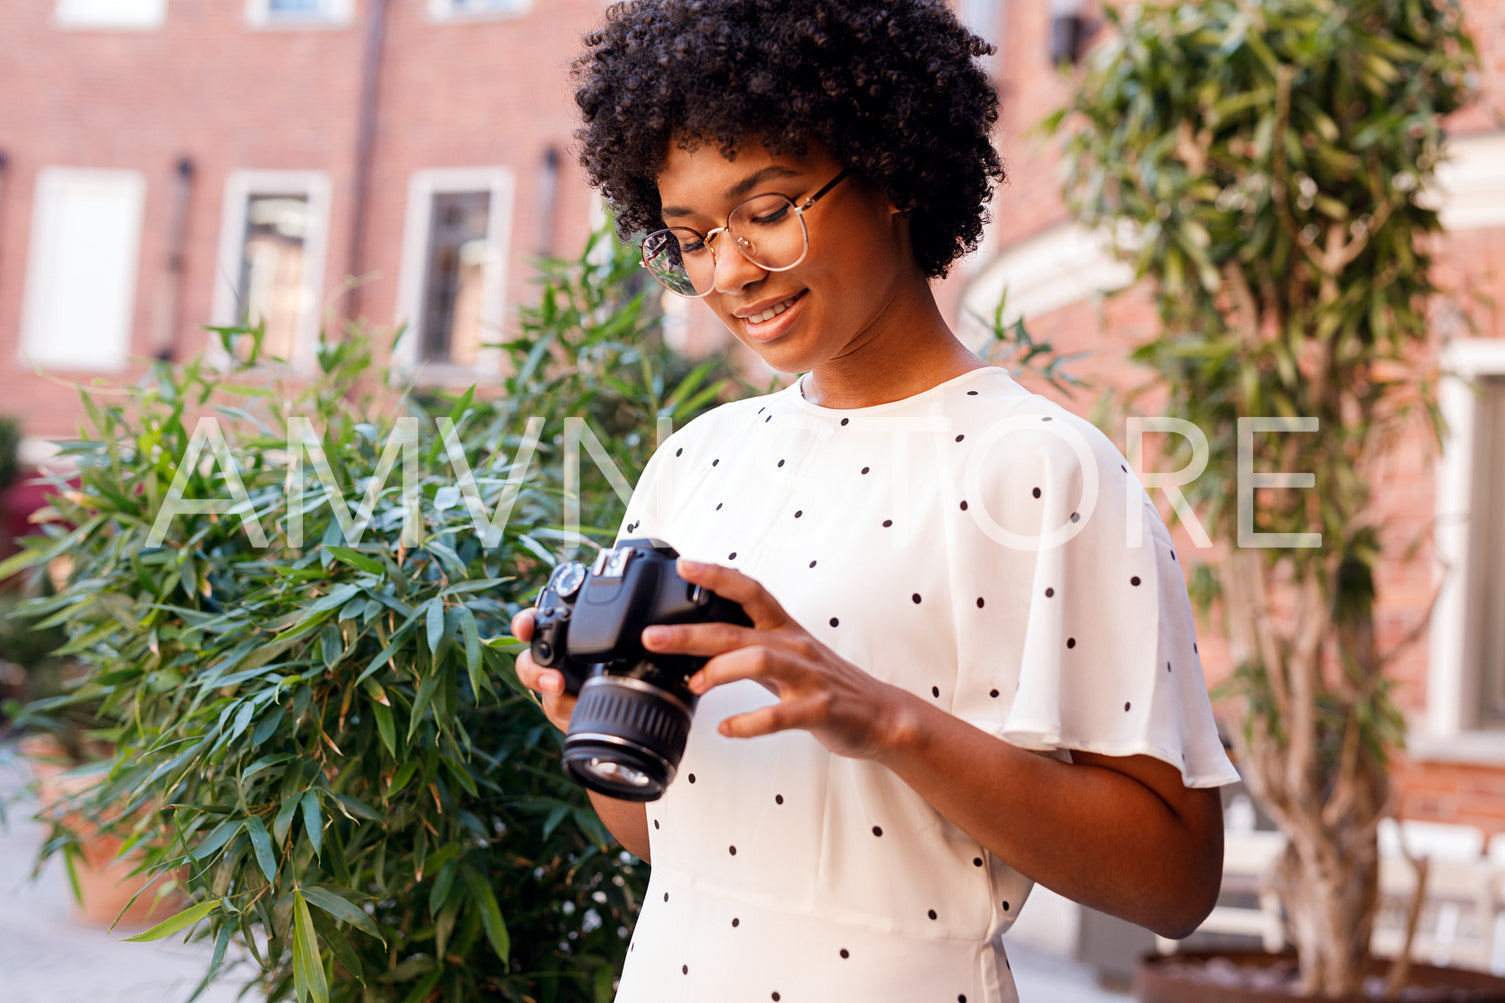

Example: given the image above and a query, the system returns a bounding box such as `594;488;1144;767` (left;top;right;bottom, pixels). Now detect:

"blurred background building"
1;0;1504;970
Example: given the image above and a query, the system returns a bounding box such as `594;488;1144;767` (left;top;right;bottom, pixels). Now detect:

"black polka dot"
664;892;669;902
688;773;696;783
860;466;870;475
872;826;883;837
1070;511;1080;523
840;948;850;959
775;794;784;804
1130;576;1142;586
961;995;968;1002
1045;587;1054;598
840;417;850;426
967;390;979;396
1032;487;1041;499
1167;661;1173;673
794;510;803;518
729;845;737;855
912;593;922;604
682;965;689;975
1194;642;1199;653
955;434;965;442
960;500;969;511
973;857;983;867
1170;550;1178;561
1121;463;1128;472
928;909;938;920
1124;702;1132;712
732;917;740;927
777;458;785;467
1042;416;1053;423
882;519;893;527
1002;900;1010;911
653;819;660;829
1067;637;1076;649
716;502;723;510
931;686;941;698
772;993;780;1001
712;458;719;466
758;406;765;413
976;597;985;608
676;447;683;456
829;617;839;627
989;688;999;698
728;552;737;560
809;560;817;568
764;414;772;423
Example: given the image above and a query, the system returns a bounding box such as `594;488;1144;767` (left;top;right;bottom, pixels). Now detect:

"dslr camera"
531;538;751;801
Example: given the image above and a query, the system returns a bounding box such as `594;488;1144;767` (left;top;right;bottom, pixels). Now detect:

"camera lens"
562;673;694;802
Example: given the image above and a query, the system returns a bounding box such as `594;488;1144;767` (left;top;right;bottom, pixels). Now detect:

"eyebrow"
660;165;804;220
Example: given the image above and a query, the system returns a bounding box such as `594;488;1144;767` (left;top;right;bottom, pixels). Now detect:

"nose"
711;232;767;294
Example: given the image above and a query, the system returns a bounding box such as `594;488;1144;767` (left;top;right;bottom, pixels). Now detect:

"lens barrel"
562;673;694;802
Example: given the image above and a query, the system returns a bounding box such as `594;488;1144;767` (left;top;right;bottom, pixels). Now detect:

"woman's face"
654;139;920;376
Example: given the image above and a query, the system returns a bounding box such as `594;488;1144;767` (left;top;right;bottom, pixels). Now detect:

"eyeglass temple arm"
799;168;852;211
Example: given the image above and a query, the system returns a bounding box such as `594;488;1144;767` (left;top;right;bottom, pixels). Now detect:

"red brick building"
1;0;1502;845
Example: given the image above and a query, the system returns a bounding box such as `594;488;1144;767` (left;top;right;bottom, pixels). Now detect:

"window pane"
269;0;324;11
21;169;145;371
236;195;309;362
55;0;167;28
1476;377;1505;723
420;191;491;366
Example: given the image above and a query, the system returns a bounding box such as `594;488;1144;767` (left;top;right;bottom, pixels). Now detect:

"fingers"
643;620;762;660
510;607;535;642
674;558;790;628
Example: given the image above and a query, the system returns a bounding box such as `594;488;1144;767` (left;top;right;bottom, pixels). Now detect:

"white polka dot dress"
610;367;1239;1003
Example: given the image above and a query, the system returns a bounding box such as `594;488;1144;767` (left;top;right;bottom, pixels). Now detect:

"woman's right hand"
510;608;577;733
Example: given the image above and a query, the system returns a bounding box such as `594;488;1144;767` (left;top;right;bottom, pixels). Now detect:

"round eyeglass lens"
728;193;808;270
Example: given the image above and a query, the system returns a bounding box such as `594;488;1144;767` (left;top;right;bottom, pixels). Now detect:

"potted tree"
1051;0;1494;998
3;226;744;1002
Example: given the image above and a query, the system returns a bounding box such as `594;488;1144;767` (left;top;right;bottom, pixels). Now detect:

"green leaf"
301;791;323;859
325;546;385;577
300;885;384;944
123;898;220;942
372;700;396;758
191;818;244;861
461;866;510;964
246;815;277;883
273;791;301;845
424;598;445;656
458;605;482;698
292;890;330;1003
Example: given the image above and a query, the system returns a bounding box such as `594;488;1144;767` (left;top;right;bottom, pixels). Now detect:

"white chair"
1372;819;1499;971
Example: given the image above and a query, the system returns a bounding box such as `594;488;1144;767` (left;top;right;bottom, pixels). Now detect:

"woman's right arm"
510;609;652;863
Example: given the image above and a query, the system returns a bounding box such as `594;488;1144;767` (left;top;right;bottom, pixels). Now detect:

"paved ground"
0;741;1129;1003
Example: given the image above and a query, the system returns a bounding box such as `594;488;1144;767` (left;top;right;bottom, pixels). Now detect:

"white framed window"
394;168;515;375
20;168;146;373
245;0;353;28
427;0;529;22
54;0;167;29
210;171;332;372
1425;338;1505;758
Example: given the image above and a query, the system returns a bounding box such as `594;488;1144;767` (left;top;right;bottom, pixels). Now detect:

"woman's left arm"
644;558;1224;940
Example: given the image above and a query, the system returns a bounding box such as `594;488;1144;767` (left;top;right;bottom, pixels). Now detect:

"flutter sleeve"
947;402;1240;789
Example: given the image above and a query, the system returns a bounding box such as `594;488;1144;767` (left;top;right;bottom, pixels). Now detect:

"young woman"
512;2;1239;999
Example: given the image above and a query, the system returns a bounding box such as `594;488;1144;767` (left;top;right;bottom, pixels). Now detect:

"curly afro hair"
572;0;1005;280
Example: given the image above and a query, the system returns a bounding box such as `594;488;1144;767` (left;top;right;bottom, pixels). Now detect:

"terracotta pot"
20;733;183;929
1137;950;1505;1003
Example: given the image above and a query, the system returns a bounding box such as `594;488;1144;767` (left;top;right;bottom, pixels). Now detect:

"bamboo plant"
4;225;741;1003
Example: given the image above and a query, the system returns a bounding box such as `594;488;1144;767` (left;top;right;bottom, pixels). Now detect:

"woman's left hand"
642;557;905;761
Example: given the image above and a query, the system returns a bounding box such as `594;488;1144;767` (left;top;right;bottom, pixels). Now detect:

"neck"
801;284;986;410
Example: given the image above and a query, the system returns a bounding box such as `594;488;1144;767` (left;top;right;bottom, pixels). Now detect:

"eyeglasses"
640;169;851;298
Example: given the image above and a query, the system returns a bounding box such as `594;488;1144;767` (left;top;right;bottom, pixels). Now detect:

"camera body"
531;538;750;801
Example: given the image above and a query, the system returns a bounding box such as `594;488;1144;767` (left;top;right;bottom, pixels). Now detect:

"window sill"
1407;731;1505;767
426;2;530;24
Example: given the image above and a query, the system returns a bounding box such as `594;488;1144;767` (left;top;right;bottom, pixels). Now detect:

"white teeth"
749;295;799;324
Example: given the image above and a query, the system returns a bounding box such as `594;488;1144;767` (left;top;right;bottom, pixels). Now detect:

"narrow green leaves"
461;866;510;964
291;890;329;1003
124;898;221;942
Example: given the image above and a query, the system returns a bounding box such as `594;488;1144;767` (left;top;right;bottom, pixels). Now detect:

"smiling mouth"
745;292;806;324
